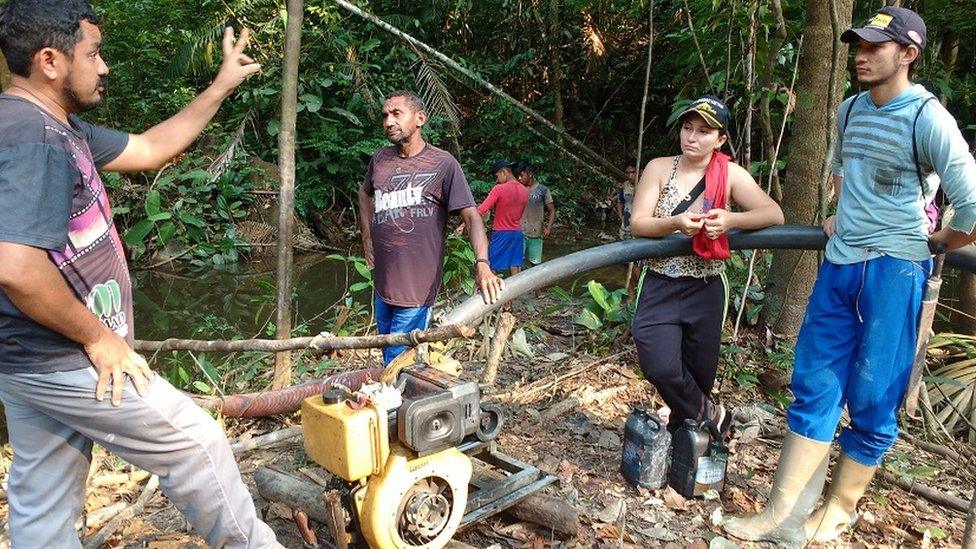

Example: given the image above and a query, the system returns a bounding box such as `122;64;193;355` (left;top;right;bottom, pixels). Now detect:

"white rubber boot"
805;452;876;542
723;431;830;546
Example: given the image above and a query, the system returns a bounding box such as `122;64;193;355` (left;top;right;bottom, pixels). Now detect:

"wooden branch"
481;313;517;385
324;490;350;549
82;475;160;549
879;469;969;514
899;431;964;463
498;350;633;404
681;0;717;97
230;426;302;454
135;323;475;353
964;485;976;549
329;0;626;180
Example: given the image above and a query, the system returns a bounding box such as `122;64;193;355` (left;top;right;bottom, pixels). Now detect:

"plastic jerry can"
668;418;728;498
620;408;671;489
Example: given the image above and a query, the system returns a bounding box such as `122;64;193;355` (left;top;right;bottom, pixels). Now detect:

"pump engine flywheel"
396;477;454;546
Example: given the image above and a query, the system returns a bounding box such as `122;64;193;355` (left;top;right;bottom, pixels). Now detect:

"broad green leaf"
179;212;205;228
148;211;172;222
329;107;362;126
587;280;611;312
574;308;603;330
191;380;213;394
353;261;372;280
124;219;155;246
300;93;323;113
156;221;176;245
145;190;162;217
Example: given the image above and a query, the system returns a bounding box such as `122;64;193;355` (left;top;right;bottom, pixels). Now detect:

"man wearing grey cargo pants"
0;1;279;547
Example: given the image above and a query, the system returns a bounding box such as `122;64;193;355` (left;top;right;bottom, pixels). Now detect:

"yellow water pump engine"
302;366;511;549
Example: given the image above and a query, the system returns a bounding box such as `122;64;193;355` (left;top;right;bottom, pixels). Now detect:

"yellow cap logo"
696;103;716;115
868;13;893;28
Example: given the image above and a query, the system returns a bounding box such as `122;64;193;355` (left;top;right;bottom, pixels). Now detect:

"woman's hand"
703;208;736;239
672;212;705;236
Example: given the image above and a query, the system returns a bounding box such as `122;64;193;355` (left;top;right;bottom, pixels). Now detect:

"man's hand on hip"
84;329;153;406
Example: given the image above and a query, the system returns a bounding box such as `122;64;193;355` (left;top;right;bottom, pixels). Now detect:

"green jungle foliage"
86;0;975;268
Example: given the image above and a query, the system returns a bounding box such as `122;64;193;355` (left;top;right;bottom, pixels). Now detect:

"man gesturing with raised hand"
0;1;279;547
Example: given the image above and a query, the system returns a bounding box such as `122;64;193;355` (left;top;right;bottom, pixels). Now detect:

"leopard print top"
645;156;725;279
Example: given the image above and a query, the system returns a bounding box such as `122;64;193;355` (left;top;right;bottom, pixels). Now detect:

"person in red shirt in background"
478;159;530;276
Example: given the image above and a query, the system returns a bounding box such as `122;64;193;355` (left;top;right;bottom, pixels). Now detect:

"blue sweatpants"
787;256;930;466
374;295;432;365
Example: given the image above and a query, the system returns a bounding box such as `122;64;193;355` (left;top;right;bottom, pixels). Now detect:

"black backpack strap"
912;96;937;196
670;177;706;216
842;92;865;134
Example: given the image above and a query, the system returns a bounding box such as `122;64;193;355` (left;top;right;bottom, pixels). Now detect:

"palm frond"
167;0;274;79
412;55;461;130
208;109;254;182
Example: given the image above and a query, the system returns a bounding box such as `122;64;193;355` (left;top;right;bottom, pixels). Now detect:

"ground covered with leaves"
0;298;972;548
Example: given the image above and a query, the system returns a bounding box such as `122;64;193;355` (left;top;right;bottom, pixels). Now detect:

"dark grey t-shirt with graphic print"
363;145;475;307
0;95;130;373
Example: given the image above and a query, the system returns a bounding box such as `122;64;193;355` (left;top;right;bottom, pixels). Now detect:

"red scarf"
692;152;731;260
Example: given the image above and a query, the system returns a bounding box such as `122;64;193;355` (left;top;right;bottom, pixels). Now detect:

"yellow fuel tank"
301;394;390;482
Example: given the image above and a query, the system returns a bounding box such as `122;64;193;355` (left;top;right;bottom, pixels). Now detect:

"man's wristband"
475;258;490;267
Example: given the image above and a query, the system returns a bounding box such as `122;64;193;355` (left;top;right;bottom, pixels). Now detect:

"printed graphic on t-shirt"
45;123;133;341
374;171;438;231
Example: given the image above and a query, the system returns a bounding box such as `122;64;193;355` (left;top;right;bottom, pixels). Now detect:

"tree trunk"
763;0;853;338
273;0;304;389
758;0;786;200
959;272;976;335
549;0;564;139
933;29;975;335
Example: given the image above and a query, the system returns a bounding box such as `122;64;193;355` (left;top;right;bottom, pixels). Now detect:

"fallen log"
255;468;333;524
231;426;302;454
879;470;969;514
136;324;476;353
254;466;578;538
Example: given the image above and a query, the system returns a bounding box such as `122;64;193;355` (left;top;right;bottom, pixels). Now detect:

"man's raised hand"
213;27;262;94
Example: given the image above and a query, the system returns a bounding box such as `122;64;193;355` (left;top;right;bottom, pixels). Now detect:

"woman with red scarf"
630;96;784;433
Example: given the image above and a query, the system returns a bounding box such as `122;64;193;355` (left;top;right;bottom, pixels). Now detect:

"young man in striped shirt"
726;6;976;545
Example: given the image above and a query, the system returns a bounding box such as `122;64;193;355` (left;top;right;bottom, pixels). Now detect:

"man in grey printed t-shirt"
0;1;280;547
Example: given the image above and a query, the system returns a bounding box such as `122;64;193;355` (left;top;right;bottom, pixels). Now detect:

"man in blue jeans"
725;6;976;545
359;91;503;364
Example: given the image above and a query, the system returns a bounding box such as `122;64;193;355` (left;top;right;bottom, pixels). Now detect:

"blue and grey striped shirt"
829;84;976;264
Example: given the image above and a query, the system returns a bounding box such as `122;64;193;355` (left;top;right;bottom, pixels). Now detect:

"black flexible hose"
441;225;976;326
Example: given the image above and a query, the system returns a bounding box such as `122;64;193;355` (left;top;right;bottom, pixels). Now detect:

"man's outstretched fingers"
235;28;251;53
222;27;235;54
